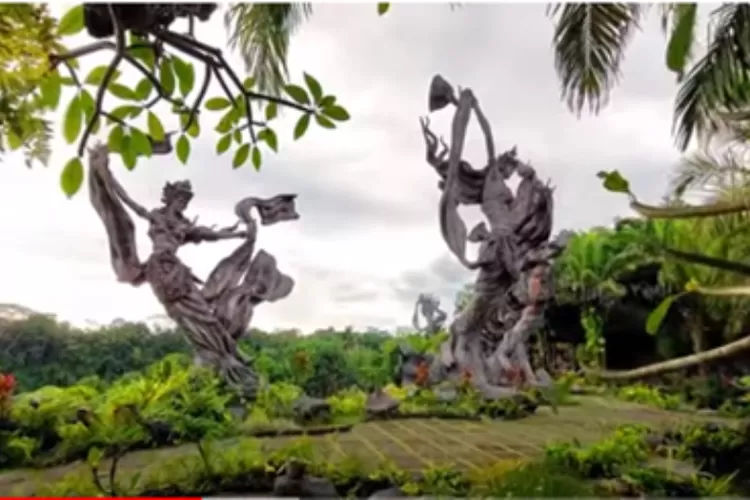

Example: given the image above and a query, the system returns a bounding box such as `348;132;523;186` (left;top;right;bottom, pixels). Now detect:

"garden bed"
0;395;736;496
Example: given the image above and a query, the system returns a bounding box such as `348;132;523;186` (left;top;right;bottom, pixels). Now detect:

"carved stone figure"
411;293;447;335
419;75;572;400
87;143;297;400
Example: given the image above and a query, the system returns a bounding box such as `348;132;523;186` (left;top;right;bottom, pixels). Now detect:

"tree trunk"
584;334;750;381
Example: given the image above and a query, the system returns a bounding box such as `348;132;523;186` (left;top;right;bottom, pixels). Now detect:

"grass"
0;395;738;496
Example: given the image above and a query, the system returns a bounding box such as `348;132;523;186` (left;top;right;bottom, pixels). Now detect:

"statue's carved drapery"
416;75;572;399
88;143;297;399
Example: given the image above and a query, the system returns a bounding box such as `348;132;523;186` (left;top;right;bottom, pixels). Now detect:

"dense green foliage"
0;317;450;396
0;352;544;471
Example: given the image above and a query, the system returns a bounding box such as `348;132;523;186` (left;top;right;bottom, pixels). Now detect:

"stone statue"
418;75;572;400
411;293;447;335
87;143;297;400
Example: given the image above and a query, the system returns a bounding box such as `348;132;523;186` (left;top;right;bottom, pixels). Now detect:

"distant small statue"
418;75;571;400
411;293;447;335
87;143;297;400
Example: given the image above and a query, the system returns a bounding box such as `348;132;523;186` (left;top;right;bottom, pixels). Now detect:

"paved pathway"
0;396;735;496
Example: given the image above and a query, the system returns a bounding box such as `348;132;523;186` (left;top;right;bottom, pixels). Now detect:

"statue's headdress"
162;180;194;204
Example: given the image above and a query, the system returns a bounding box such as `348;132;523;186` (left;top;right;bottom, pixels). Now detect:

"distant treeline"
0;315;437;396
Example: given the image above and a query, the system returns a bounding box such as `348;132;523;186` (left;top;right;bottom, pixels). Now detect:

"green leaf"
159;59;176;97
646;293;685;335
57;5;85;36
63;95;83;144
233;143;250;169
6;131;22;150
319;95;336;108
205;97;231;111
234;94;246;112
176;135;190;165
315;114;336;129
377;3;391;15
172;57;195;97
135;78;153;101
86;65;121;86
86;446;103;469
108;126;125;153
322;105;350;122
147;112;166;141
303;73;324;103
79;89;95;118
216;134;232;154
109;105;141;122
79;90;100;135
258;128;278;152
243;77;256;90
180;113;200;138
128;33;155;70
666;4;697;78
265;102;278;121
233;129;242;144
215;111;235;134
129;471;142;491
130;128;153;157
108;83;137;101
284;84;310;105
293;114;311;140
252;147;262;171
596;170;631;195
120;136;138;170
39;72;62;109
60;157;84;198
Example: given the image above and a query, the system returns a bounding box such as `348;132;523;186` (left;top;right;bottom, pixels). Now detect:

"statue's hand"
221;221;240;233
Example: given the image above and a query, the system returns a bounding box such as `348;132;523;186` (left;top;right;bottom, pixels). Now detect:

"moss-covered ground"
0;395;736;496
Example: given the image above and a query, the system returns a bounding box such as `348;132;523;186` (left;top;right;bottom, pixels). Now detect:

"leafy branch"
39;4;350;197
597;169;750;333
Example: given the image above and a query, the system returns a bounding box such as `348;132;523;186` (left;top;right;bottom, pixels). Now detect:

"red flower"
415;361;430;387
0;373;16;393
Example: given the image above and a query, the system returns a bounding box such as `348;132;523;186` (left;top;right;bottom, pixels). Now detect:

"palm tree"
224;4;313;96
224;3;750;152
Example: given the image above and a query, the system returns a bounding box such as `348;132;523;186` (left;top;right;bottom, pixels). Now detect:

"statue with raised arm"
418;75;571;401
87;143;297;400
412;293;448;335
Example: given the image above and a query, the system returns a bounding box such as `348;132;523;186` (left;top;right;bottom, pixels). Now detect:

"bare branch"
184;63;212;132
78;5;126;157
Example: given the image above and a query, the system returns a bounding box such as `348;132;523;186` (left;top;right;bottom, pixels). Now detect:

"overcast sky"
0;4;683;331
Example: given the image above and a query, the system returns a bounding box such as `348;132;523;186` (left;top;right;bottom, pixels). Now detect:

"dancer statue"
87;143;297;400
418;75;571;399
412;293;448;335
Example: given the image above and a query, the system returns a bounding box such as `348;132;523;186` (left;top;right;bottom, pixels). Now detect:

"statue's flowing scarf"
88;147;146;286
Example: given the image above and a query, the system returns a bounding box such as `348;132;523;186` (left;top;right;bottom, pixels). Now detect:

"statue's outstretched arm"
187;220;253;244
111;181;152;221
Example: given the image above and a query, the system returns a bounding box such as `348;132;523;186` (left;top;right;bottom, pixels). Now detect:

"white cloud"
0;4;682;331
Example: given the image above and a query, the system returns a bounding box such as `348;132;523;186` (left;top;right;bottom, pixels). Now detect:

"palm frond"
659;3;679;34
548;3;644;116
670;143;750;198
672;4;750;151
224;3;313;96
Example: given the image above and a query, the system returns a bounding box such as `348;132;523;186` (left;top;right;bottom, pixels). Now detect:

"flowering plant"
0;373;16;415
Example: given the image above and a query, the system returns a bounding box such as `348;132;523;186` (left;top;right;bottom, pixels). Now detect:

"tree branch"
78;4;125;157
